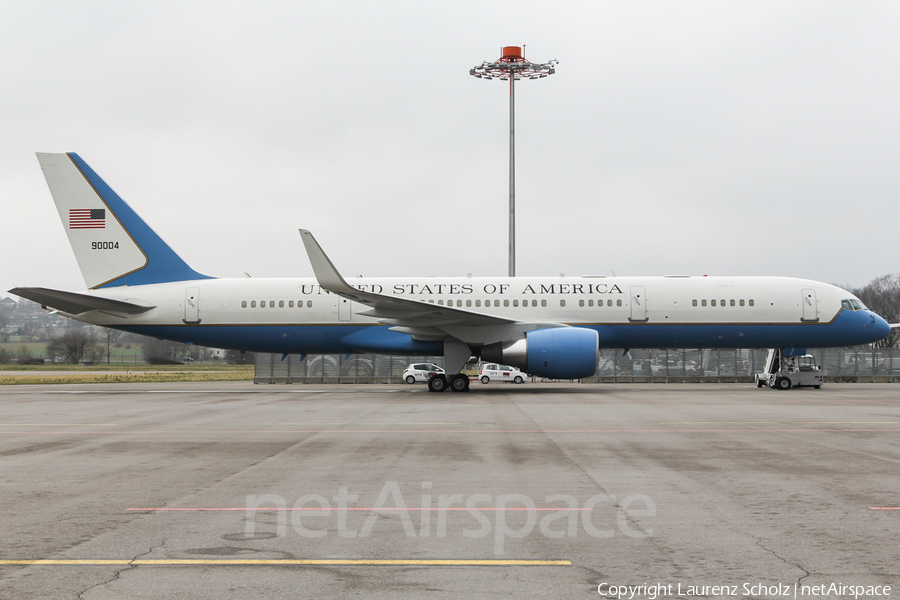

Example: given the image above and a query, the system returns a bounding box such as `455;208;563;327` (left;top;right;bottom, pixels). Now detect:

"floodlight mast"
470;46;557;277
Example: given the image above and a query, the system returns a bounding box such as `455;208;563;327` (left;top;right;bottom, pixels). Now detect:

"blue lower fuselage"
119;308;888;356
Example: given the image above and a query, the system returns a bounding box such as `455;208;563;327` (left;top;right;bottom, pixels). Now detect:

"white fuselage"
81;275;837;327
64;275;886;356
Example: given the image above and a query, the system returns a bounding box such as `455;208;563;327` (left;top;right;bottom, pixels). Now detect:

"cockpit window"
842;299;866;311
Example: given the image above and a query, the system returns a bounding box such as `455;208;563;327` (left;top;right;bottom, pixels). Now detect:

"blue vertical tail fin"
37;153;213;289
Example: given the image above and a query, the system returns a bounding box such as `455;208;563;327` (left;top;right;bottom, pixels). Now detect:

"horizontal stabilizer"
9;287;155;315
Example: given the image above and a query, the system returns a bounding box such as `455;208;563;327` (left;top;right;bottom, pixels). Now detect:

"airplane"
10;153;893;392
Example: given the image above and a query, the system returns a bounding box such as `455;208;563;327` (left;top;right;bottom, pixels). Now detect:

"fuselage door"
338;297;351;322
801;288;818;323
184;287;200;324
629;286;648;322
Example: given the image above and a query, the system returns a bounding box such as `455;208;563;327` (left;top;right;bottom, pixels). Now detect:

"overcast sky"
2;1;898;297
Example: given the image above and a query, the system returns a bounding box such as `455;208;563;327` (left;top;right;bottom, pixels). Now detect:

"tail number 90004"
91;242;119;250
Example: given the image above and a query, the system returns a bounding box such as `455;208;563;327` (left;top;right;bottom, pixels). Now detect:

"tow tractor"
755;348;824;390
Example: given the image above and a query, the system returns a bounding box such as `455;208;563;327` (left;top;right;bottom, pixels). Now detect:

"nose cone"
870;311;892;341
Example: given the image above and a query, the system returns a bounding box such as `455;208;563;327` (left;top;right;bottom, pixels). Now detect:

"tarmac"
0;382;897;599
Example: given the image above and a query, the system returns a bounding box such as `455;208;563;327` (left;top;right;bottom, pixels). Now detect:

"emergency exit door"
801;289;818;322
629;286;648;322
338;297;351;322
184;287;200;324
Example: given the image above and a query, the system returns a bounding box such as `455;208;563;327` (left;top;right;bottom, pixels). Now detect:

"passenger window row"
235;297;762;311
692;299;754;307
241;300;314;308
420;298;626;308
426;299;552;308
574;299;623;307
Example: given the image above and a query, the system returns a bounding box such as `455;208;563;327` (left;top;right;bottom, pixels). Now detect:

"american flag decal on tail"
69;208;105;229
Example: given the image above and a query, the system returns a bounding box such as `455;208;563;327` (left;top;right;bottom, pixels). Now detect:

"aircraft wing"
299;230;564;344
9;287;155;315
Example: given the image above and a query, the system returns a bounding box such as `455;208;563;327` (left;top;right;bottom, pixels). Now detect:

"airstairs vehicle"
755;348;824;390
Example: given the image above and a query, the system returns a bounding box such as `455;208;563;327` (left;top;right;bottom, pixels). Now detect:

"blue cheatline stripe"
67;153;215;289
116;309;884;357
117;324;444;356
587;309;887;349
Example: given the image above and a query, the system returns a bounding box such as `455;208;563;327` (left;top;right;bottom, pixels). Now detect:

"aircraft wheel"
450;375;470;392
813;385;821;389
405;376;416;385
480;376;490;385
513;376;524;384
756;379;765;388
775;376;792;390
428;375;447;393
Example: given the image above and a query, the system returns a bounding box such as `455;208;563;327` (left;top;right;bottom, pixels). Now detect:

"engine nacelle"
481;327;599;380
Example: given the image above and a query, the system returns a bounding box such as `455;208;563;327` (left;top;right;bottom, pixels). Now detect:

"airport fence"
253;347;900;384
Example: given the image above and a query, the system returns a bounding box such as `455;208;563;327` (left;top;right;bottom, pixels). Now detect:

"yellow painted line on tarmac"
0;559;571;566
0;424;118;426
661;421;898;424
274;423;464;425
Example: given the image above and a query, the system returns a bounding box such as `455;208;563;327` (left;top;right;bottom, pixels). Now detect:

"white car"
479;364;527;384
403;363;445;384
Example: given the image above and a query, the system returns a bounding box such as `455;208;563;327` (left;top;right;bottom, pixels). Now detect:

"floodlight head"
469;46;558;81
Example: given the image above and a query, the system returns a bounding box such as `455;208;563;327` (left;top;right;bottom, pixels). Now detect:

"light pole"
470;46;557;277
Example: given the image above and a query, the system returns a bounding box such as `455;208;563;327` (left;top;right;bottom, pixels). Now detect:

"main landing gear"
428;374;470;393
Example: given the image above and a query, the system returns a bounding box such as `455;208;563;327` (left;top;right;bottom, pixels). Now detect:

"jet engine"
481;327;599;380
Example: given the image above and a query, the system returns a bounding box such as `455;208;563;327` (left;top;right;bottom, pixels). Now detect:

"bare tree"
142;337;183;364
21;321;38;341
88;341;107;364
46;330;95;364
102;327;123;364
15;344;33;364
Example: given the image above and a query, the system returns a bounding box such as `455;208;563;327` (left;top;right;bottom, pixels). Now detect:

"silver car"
479;363;526;384
402;363;445;384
